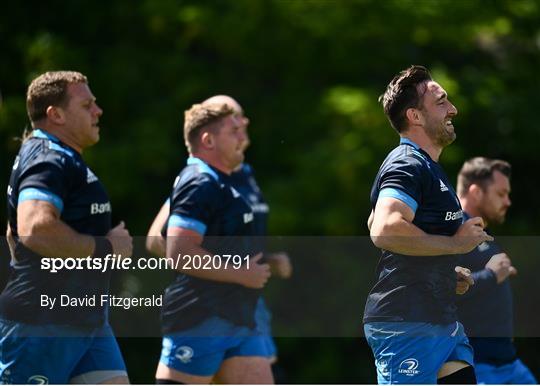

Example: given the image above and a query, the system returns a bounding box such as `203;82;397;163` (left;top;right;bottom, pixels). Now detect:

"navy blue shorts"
364;321;474;384
0;319;127;384
160;316;270;376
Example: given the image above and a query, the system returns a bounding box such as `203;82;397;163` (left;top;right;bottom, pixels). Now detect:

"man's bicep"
17;199;60;236
373;196;416;226
148;201;170;237
166;226;204;258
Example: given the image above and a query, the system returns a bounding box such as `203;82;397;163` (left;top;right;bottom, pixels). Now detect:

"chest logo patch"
230;187;241;198
439;179;448;192
87;168;98;184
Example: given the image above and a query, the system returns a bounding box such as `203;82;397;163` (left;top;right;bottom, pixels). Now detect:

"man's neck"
35;125;83;154
460;199;487;227
400;131;442;162
190;153;232;175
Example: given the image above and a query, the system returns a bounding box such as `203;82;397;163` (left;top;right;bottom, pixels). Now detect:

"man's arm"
6;223;15;259
17;200;132;259
458;253;517;299
166;226;271;288
146;201;169;257
370;197;493;255
17;200;95;258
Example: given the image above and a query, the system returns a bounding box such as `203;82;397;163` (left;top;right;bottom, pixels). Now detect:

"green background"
2;0;540;382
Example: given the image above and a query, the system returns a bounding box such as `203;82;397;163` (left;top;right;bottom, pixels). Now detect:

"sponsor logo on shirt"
398;358;420;376
90;202;111;215
175;346;194;363
439;179;449;192
444;210;463;221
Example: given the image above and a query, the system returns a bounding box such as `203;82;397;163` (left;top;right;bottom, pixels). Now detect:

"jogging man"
456;157;537;384
146;96;291;378
0;71;132;384
364;65;492;384
152;102;273;384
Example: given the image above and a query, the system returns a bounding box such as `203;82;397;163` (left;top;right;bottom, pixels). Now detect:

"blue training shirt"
0;129;112;327
161;157;261;333
229;163;269;258
364;138;464;324
457;213;516;365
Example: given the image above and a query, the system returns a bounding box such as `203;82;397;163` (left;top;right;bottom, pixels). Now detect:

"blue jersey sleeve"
168;176;219;236
17;157;68;212
378;157;424;213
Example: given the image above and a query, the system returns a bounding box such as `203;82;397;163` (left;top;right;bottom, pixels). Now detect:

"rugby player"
150;102;273;384
146;96;292;380
456;157;536;384
364;65;492;384
0;71;133;384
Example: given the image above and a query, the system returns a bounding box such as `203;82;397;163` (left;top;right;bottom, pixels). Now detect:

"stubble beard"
425;121;456;148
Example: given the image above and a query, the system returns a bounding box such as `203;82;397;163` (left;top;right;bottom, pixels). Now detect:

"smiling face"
61;82;103;150
417;81;458;148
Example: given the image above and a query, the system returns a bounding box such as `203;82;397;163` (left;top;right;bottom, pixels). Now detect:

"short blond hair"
183;103;234;152
26;71;88;124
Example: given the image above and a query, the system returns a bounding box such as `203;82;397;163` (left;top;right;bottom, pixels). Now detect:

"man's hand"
266;252;292;279
236;253;271;289
455;266;474;295
453;217;494;254
107;221;133;258
485;253;517;284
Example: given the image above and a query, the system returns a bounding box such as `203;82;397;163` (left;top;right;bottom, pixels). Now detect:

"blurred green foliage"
2;0;540;383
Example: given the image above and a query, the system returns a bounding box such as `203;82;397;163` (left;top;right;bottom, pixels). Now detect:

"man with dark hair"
151;101;273;384
364;65;493;384
457;157;536;384
0;71;132;384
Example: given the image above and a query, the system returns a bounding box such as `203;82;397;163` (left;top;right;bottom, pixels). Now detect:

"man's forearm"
146;235;166;257
19;217;95;259
372;219;458;256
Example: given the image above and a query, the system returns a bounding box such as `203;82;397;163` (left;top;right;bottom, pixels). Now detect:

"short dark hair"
26;71;88;124
379;65;432;133
457;157;512;197
183;103;235;153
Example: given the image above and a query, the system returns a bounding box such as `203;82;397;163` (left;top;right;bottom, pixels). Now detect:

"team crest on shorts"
398;358;420;376
27;375;49;384
175;346;194;363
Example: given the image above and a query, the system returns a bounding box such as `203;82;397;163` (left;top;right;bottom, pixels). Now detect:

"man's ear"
405;107;423;126
200;131;214;149
46;106;65;125
469;183;484;202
